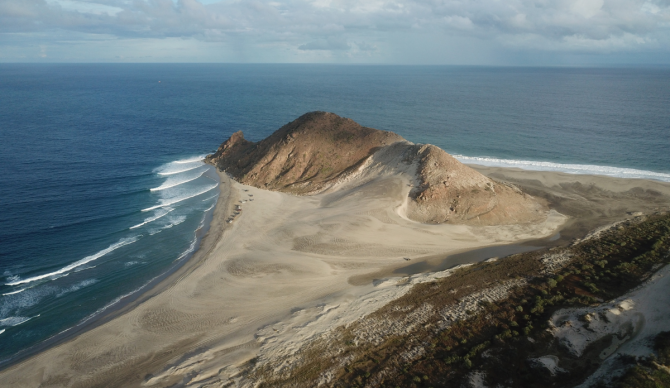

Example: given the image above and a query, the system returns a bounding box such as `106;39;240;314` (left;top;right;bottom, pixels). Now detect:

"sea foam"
55;279;97;298
142;183;218;212
130;208;173;229
157;164;204;176
150;172;205;191
454;155;670;182
2;288;26;296
5;237;139;286
173;156;205;164
0;315;37;327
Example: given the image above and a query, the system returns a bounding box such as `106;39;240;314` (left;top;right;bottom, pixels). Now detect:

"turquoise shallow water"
1;64;669;362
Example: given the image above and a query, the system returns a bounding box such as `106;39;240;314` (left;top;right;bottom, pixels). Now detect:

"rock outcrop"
207;112;547;225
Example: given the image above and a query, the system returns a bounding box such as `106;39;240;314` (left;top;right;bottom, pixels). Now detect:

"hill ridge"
206;112;547;225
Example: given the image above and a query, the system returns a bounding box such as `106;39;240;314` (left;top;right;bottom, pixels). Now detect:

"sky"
1;0;669;65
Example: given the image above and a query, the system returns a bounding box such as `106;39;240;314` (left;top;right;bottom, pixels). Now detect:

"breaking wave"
56;279;98;298
5;237;139;286
173;157;204;164
0;315;38;327
157;165;204;176
130;208;173;229
141;184;218;212
2;288;26;296
453;155;670;182
150;172;205;191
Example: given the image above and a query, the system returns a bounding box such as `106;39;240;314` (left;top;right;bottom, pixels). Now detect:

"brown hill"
205;111;404;194
407;144;546;224
206;112;547;225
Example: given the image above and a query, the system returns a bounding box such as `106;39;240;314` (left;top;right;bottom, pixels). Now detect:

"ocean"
1;64;669;363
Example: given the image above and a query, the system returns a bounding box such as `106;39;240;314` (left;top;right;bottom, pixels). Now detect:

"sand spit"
470;165;670;242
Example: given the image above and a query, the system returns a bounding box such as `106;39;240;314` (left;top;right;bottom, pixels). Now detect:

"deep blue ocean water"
1;64;669;362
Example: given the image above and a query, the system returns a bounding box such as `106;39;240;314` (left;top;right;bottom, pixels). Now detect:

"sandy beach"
1;165;670;387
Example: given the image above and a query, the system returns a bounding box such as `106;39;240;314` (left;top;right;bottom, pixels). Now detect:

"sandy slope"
2;167;670;387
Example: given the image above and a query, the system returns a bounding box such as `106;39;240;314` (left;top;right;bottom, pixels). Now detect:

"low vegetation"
597;331;670;388
253;213;670;387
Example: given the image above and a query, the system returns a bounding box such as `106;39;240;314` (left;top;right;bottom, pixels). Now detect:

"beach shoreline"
0;167;234;372
1;166;669;387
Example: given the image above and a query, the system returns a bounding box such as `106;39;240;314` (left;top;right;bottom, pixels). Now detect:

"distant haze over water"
0;64;669;362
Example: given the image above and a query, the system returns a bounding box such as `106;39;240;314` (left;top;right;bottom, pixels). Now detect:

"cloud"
355;41;377;52
299;38;349;50
0;0;669;62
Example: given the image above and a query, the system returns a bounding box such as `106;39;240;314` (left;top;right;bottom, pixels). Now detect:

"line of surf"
173;157;204;164
2;288;26;296
0;315;40;327
141;184;218;212
150;172;205;191
454;155;670;182
5;237;139;286
157;165;204;176
201;193;219;202
129;209;173;229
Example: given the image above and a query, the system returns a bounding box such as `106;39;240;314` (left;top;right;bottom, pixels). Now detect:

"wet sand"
1;167;669;387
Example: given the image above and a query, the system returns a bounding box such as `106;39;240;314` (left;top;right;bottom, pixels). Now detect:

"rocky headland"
206;111;546;225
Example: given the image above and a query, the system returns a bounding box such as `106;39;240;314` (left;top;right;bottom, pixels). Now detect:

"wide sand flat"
2;167;669;387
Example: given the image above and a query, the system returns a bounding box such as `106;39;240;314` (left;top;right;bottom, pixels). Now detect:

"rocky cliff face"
207;112;547;225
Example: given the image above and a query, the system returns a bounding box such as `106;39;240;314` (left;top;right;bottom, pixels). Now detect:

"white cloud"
0;0;669;63
299;38;349;50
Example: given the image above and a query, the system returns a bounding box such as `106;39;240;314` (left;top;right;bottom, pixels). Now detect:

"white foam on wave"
0;315;38;327
56;279;98;298
5;237;140;286
147;215;187;235
5;275;19;284
453;155;670;182
2;288;26;296
130;208;173;229
162;215;187;230
142;184;218;212
150;172;205;191
173;156;205;164
0;285;56;318
175;235;198;262
0;329;4;335
74;264;96;273
157;164;204;176
201;194;219;202
39;200;212;342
